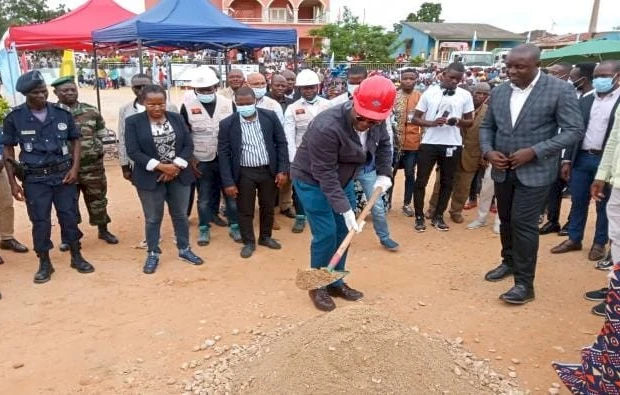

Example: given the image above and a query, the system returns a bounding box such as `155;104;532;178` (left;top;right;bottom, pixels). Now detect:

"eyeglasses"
355;115;382;125
132;85;146;89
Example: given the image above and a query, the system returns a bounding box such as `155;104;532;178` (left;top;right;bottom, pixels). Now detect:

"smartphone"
441;111;450;118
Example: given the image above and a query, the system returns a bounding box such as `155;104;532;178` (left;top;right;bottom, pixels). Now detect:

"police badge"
57;122;68;131
24;142;33;152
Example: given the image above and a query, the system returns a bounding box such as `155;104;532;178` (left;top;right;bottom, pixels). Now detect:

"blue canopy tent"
91;0;297;51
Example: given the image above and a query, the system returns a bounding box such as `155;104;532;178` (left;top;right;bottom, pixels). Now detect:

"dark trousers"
544;177;566;223
495;171;550;289
24;181;83;253
414;144;461;217
196;159;238;227
568;152;610;245
236;166;277;245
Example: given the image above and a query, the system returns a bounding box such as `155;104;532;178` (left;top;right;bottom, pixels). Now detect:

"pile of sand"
179;305;523;395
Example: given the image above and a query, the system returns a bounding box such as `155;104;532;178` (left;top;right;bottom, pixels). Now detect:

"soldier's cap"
16;70;46;94
51;75;75;88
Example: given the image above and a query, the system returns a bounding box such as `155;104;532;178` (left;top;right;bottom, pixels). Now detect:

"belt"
25;161;72;177
581;149;603;156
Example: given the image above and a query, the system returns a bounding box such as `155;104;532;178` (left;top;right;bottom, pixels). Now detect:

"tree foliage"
309;7;397;62
393;2;444;34
0;0;68;36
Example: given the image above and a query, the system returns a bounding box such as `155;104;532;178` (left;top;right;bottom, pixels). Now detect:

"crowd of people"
3;43;620;393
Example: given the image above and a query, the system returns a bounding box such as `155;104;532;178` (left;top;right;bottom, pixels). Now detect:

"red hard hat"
353;76;396;121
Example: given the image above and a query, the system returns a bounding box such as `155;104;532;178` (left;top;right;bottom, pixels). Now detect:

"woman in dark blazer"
125;85;204;274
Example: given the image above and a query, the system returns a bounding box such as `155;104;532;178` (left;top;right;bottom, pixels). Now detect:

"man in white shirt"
412;62;474;232
284;70;332;233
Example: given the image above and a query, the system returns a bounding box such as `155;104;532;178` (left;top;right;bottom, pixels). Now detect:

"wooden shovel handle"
326;187;383;271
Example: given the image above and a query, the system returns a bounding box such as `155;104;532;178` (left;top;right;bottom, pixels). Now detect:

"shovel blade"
295;268;350;290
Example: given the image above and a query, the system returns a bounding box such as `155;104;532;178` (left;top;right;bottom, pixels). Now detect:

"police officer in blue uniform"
1;70;95;283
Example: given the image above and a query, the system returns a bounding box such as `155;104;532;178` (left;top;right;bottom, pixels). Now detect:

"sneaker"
467;218;487;230
197;226;210;246
292;215;306;233
381;238;399;251
143;252;160;274
595;251;613;271
402;205;414;217
591;302;606;317
431;216;449;231
414;216;426;233
584;287;608;302
493;222;500;234
490;202;497;214
179;248;204;265
229;224;242;243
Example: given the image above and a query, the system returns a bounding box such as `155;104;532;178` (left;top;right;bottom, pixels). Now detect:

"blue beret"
16;70;46;94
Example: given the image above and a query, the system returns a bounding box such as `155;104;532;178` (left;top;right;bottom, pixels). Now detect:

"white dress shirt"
509;70;541;127
583;87;620;150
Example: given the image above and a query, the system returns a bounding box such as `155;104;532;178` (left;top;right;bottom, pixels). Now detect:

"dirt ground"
0;86;604;394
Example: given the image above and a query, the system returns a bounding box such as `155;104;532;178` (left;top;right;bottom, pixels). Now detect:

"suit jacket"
563;92;620;163
479;73;584;187
218;108;289;188
125;111;195;190
461;103;488;172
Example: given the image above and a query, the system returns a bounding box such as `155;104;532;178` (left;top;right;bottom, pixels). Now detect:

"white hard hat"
295;69;320;87
191;67;219;88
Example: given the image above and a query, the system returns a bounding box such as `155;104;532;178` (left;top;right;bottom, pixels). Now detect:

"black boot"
34;251;55;284
98;225;119;244
69;242;95;273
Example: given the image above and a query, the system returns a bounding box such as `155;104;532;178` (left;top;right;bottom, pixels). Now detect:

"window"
269;8;288;22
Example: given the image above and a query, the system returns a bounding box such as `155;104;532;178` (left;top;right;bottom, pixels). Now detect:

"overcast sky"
49;0;619;34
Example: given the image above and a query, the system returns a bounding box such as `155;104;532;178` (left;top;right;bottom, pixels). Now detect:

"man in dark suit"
480;44;584;304
218;87;290;259
551;60;620;261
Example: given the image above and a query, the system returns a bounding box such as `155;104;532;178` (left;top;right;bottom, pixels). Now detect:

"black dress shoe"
309;288;336;311
240;244;256;259
558;223;569;236
327;283;364;301
211;215;228;227
0;239;29;253
258;237;282;250
484;263;513;282
500;284;535;305
281;208;296;219
539;221;560;235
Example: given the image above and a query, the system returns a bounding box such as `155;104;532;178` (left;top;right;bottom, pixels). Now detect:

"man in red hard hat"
291;76;396;312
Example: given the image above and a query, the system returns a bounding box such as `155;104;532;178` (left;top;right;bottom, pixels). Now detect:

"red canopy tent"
6;0;136;50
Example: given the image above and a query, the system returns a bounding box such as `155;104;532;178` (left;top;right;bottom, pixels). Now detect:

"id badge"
446;147;453;157
24;142;33;152
62;144;69;156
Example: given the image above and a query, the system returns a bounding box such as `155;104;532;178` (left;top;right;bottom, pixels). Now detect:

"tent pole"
93;43;102;112
138;39;144;74
8;44;19;106
292;45;298;72
217;50;224;88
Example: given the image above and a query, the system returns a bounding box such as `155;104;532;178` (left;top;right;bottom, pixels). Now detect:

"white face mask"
252;87;267;99
347;84;359;95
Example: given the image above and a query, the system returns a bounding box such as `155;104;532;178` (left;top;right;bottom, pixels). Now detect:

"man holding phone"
412;62;474;231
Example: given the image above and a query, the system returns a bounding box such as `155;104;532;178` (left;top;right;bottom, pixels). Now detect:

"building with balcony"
144;0;329;52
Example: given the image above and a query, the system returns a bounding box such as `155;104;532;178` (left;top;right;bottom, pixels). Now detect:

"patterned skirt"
354;180;391;214
552;265;620;394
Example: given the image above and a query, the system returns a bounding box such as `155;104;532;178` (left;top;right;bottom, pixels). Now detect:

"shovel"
295;187;383;290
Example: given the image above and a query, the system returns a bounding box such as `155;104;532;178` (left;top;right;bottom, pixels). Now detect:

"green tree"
309;7;397;62
393;2;444;34
0;0;68;35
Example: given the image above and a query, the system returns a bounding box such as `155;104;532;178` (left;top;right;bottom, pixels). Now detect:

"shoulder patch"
53;103;72;113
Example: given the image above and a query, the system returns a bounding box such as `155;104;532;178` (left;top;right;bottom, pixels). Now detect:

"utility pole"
588;0;600;33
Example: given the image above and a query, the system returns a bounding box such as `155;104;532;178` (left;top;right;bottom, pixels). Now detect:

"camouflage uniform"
67;102;111;226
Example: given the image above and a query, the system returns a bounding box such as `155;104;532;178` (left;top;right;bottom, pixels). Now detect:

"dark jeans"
388;150;418;208
495;171;550;289
136;180;191;253
24;181;83;253
568;151;610;245
196;159;238;227
414;144;461;217
236;166;277;245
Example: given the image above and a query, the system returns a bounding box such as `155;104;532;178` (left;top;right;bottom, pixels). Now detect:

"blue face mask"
593;76;617;93
237;104;256;118
197;93;216;104
252;87;267;99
